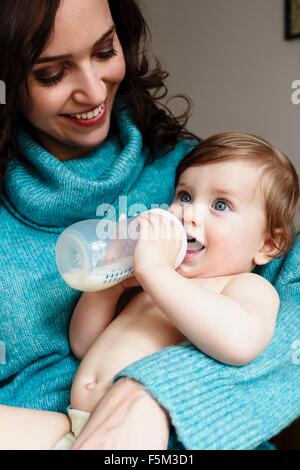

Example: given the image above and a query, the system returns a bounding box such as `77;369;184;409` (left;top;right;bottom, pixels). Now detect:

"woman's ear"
253;229;285;266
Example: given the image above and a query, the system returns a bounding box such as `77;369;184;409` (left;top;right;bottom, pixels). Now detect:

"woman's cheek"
113;37;126;82
30;86;68;118
110;57;126;84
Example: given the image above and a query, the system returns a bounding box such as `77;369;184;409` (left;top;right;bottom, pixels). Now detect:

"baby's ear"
254;229;285;265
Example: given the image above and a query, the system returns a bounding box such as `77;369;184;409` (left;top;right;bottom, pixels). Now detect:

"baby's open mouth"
186;236;205;252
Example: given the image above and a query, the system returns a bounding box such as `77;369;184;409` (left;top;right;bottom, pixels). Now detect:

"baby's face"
169;160;268;278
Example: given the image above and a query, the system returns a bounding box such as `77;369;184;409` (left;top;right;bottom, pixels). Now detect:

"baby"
54;132;299;449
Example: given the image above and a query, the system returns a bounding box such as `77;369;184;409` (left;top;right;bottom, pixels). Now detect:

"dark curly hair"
0;0;199;201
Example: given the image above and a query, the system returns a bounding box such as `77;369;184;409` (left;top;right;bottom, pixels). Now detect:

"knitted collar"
3;104;147;231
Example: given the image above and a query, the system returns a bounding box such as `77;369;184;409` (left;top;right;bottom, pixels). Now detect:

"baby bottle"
55;208;187;292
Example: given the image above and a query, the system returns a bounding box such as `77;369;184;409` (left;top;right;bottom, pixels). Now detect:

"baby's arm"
138;269;280;366
69;284;124;359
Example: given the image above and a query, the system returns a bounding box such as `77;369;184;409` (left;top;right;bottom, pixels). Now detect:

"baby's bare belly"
76;291;186;390
102;291;186;359
71;275;235;411
115;290;186;345
77;276;234;386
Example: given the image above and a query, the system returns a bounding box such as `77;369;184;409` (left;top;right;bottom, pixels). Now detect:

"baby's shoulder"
223;271;274;291
222;272;280;307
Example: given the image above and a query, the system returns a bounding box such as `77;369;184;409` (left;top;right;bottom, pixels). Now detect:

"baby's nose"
183;203;205;226
182;204;206;242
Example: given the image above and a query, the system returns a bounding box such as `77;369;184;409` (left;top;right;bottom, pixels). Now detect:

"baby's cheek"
210;226;246;261
168;204;181;218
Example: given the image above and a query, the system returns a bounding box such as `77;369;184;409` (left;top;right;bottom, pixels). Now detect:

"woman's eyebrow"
35;24;116;64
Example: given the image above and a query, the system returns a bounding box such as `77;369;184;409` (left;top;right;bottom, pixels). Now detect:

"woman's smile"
22;0;126;161
61;100;107;128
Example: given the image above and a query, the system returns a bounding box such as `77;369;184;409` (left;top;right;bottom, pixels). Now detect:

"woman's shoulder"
152;138;200;168
277;233;300;283
0;198;27;247
0;199;7;229
169;138;200;157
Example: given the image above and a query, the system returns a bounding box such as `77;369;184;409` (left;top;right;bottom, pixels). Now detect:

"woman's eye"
94;48;117;60
33;47;117;88
213;199;231;212
34;70;65;88
178;192;191;203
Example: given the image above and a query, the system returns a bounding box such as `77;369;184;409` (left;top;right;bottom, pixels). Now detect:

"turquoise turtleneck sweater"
0;104;299;450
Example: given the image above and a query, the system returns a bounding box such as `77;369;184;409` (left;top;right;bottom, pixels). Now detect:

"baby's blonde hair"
175;132;300;258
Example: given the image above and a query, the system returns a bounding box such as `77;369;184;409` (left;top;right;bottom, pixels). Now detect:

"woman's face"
22;0;126;160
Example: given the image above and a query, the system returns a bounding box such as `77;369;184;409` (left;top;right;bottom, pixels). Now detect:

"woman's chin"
67;129;110;149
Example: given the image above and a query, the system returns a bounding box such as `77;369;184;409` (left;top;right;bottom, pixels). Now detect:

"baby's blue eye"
213;200;230;212
178;192;191;203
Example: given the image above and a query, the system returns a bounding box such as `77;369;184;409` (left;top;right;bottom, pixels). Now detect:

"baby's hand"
119;276;141;290
117;212;141;291
134;212;182;280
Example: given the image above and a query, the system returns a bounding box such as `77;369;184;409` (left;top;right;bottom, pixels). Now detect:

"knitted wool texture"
0;104;299;449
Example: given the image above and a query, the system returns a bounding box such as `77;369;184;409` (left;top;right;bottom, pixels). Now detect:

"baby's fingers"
138;214;154;240
120;276;141;290
118;212;127;222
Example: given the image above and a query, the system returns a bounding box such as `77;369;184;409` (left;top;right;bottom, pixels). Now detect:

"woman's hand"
71;377;170;450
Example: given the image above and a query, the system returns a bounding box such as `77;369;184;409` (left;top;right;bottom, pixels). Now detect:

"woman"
0;0;299;450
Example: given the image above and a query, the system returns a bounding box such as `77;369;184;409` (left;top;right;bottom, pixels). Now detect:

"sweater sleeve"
113;235;300;450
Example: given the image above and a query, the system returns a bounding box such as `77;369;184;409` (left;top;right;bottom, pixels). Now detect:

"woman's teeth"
70;104;104;121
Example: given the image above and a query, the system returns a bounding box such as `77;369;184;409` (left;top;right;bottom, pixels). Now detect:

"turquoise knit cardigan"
0;104;299;450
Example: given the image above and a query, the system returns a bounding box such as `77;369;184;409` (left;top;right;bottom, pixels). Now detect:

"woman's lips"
61;101;107;128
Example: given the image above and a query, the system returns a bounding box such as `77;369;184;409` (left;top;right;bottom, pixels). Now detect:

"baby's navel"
85;382;97;391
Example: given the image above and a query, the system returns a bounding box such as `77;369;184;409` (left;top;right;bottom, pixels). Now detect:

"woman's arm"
71;377;170;450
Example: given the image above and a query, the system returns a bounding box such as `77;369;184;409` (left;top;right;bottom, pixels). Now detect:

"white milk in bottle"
56;209;187;292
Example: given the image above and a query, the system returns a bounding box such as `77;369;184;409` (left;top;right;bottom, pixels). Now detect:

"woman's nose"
72;66;107;106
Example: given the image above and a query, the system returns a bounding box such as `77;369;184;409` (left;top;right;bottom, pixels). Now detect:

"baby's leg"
70;338;113;413
0;405;70;450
